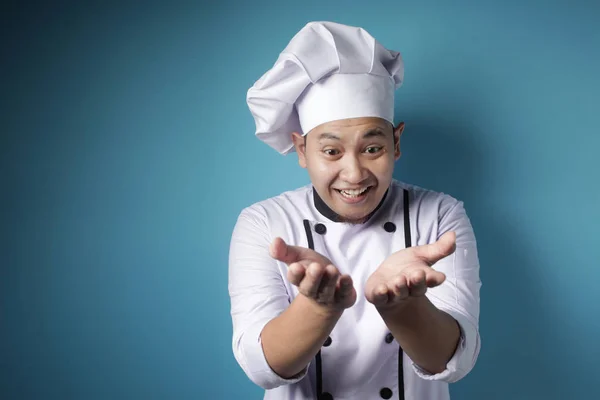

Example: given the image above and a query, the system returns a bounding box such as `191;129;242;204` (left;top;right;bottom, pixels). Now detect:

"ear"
291;132;308;168
393;122;405;161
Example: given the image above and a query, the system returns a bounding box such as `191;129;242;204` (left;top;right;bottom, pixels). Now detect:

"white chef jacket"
228;180;481;400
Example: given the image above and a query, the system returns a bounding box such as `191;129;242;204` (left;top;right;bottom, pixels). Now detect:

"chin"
339;216;370;225
335;190;387;223
335;205;374;223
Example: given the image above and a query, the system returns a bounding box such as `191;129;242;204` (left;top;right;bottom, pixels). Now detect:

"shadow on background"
394;110;567;399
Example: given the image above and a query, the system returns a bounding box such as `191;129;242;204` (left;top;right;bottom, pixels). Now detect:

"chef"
228;21;481;400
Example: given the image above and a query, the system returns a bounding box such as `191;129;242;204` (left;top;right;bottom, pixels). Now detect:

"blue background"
2;1;599;399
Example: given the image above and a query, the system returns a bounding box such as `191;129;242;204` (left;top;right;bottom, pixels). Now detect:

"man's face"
292;117;404;224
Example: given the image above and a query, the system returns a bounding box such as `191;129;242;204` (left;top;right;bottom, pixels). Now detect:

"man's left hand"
365;231;456;309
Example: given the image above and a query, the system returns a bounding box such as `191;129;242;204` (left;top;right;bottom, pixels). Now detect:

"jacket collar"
312;187;389;223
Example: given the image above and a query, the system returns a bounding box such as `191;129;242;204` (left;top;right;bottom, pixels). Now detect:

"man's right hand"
269;237;357;312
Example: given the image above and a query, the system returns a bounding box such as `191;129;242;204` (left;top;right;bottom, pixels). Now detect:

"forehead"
306;117;392;141
311;117;390;132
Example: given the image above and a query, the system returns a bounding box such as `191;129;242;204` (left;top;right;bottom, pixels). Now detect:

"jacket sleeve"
411;197;482;383
228;206;310;389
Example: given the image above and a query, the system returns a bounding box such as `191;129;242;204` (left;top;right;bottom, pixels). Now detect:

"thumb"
269;237;300;264
414;231;456;265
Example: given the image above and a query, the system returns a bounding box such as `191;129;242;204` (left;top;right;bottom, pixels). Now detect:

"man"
229;21;481;400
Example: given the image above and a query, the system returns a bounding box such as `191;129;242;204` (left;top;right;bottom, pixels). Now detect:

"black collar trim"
312;187;389;223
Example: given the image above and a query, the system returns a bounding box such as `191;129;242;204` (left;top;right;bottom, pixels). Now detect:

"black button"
383;222;396;232
323;336;332;347
321;392;334;400
380;387;393;399
315;223;327;235
385;332;394;344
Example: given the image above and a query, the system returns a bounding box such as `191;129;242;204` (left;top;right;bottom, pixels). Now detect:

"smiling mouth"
335;186;372;199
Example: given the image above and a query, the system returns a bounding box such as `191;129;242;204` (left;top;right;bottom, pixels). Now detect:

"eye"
364;146;382;154
324;149;340;156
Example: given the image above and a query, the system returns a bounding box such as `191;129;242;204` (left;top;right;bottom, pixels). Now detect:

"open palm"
365;231;456;309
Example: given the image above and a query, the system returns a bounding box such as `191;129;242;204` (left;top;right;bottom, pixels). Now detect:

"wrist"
299;294;345;320
377;296;424;320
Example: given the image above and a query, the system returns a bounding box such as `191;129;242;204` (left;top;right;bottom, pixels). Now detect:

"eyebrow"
363;129;386;139
318;128;386;141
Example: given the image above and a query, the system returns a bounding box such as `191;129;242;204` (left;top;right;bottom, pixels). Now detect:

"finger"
270;237;333;267
367;283;390;307
408;269;427;297
316;264;340;302
270;237;300;264
335;275;357;308
335;275;354;297
337;274;353;292
425;270;446;287
413;231;456;265
391;275;409;300
287;262;306;286
298;262;325;298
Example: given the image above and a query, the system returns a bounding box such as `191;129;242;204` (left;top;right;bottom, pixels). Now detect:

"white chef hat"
246;21;404;155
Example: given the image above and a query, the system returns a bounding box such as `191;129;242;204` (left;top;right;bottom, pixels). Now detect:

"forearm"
261;294;342;379
379;296;460;374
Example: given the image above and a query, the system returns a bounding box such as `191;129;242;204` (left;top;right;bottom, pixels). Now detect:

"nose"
339;154;367;184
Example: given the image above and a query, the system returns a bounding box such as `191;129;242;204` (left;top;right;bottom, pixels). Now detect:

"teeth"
340;187;369;197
